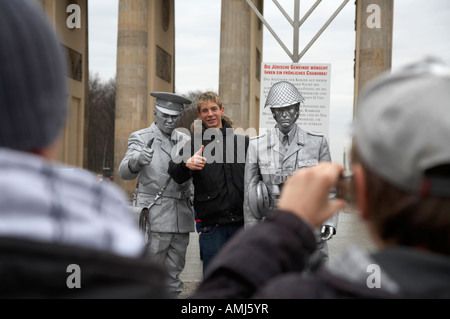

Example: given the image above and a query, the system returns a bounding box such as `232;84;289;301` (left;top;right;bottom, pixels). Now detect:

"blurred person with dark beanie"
0;0;168;299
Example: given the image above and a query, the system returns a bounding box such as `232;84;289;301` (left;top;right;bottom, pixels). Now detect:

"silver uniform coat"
243;125;339;233
119;123;194;233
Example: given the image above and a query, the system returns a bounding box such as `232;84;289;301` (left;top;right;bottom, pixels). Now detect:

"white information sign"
259;62;331;142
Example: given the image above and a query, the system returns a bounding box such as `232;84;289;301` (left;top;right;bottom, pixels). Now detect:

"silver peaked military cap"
264;81;305;108
151;92;192;116
353;56;450;196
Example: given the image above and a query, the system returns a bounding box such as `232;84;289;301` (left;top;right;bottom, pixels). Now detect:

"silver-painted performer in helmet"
243;81;339;265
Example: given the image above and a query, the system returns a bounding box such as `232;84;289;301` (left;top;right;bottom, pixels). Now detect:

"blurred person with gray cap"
0;0;168;298
243;80;339;265
192;57;450;299
119;92;194;298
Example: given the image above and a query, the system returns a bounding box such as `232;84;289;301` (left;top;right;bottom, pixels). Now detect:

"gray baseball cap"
353;57;450;196
150;92;191;116
264;81;305;109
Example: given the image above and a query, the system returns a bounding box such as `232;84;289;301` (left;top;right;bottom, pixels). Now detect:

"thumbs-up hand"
137;147;154;166
186;145;206;170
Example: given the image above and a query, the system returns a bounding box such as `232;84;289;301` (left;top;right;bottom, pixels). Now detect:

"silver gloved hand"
137;147;154;166
129;137;155;173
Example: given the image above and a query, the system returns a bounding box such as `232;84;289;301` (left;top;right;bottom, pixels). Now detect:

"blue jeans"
200;223;243;273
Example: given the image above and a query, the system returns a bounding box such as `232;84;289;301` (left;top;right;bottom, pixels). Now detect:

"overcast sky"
88;0;450;165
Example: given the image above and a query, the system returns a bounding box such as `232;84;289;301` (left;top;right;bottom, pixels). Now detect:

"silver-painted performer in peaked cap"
119;92;194;298
244;81;339;265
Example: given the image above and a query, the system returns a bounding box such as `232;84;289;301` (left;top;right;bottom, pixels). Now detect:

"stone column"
114;0;176;198
219;0;263;133
114;0;149;197
353;0;393;115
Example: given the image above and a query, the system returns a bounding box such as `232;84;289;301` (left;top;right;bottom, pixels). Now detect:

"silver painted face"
271;104;299;134
154;109;181;135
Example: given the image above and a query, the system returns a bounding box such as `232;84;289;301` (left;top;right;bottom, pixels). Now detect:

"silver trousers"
145;232;190;297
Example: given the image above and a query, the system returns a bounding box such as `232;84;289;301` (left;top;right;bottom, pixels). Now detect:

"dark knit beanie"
0;0;67;150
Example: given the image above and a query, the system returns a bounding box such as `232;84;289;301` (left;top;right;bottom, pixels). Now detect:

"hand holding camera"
277;162;347;228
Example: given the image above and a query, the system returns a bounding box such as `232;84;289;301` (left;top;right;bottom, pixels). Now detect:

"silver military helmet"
264;81;305;108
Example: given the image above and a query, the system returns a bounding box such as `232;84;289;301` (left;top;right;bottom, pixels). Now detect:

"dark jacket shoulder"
0;236;169;299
